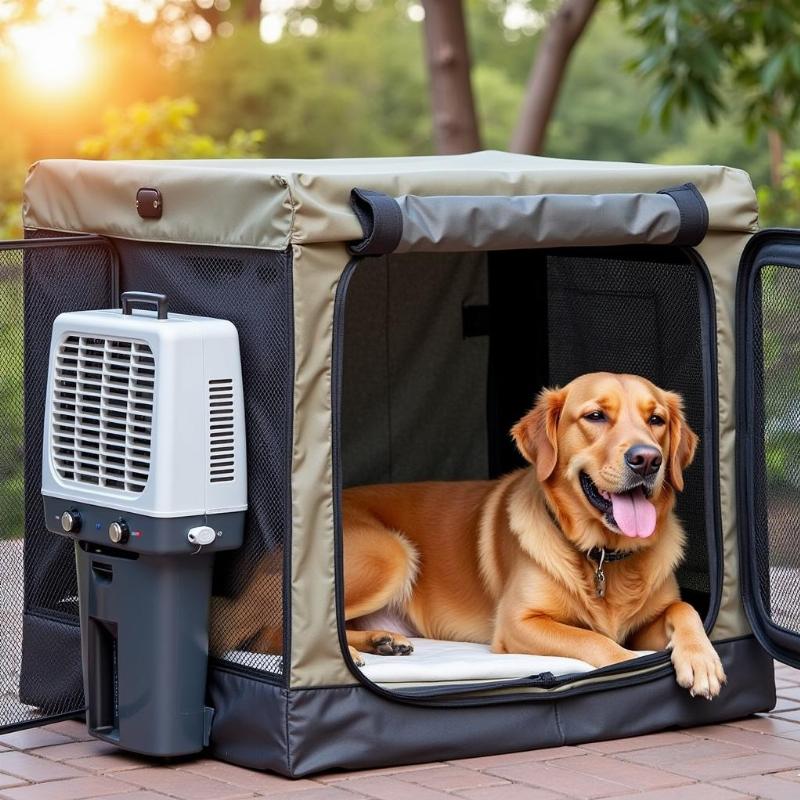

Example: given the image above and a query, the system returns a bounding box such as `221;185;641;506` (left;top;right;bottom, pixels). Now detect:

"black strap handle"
657;183;709;247
348;188;404;256
121;291;168;320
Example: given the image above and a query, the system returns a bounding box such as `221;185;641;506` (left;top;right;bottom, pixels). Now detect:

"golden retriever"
343;372;726;699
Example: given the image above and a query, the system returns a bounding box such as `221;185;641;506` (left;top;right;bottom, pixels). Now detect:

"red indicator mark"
132;530;142;538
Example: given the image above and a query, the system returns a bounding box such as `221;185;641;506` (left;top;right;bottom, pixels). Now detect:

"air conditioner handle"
121;291;168;320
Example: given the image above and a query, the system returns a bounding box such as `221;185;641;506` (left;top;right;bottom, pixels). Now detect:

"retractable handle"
347;183;709;256
121;291;168;320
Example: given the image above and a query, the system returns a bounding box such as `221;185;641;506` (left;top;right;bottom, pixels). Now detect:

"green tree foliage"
758;150;800;228
182;7;430;157
621;0;800;138
542;6;774;184
78;97;265;160
0;137;26;239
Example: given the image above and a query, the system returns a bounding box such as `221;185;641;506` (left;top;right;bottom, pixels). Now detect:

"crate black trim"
736;229;800;668
692;246;724;632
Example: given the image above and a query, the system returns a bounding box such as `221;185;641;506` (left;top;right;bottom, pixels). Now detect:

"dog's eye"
649;414;666;426
584;410;606;422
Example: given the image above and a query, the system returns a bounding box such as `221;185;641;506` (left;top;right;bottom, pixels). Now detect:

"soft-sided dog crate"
0;152;797;775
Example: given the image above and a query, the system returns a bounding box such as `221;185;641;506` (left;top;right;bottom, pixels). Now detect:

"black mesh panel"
2;237;115;728
752;263;800;633
113;241;292;677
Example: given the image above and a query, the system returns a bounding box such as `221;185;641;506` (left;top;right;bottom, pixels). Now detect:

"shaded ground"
0;661;792;799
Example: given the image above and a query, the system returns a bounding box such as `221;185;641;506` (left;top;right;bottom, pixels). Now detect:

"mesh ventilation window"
51;335;154;493
0;236;116;730
209;379;235;483
752;263;800;634
113;240;292;678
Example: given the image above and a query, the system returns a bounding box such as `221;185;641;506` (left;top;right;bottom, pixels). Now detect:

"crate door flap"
738;229;800;668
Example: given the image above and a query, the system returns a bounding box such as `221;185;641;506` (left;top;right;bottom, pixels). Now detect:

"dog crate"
0;152;796;775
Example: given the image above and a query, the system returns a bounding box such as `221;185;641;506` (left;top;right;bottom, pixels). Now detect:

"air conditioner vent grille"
209;378;235;483
52;334;154;493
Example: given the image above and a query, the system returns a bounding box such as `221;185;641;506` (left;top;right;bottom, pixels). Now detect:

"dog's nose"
624;445;663;477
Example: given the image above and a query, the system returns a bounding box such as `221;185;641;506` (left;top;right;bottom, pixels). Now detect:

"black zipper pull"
530;671;558;687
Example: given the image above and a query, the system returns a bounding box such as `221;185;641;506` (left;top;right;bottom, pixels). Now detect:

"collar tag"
589;547;607;598
594;567;606;598
586;547;606;598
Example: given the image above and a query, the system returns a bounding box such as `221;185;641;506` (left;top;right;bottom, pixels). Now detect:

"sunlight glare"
11;20;90;92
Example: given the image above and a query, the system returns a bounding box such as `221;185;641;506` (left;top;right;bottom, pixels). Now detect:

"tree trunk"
243;0;261;23
768;128;784;188
421;0;481;154
511;0;599;154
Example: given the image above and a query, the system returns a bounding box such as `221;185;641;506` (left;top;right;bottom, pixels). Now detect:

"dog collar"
586;547;635;564
543;500;636;598
585;547;635;598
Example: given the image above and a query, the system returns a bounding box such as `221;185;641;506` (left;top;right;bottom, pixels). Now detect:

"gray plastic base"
77;541;215;756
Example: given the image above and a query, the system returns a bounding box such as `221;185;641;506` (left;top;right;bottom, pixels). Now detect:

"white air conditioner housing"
41;303;247;519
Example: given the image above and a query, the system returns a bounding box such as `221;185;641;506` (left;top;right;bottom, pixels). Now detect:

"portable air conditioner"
41;291;247;757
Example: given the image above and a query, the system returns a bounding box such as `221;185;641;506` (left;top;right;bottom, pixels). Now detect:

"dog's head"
512;373;698;543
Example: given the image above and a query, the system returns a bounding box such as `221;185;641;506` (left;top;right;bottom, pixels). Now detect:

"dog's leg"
630;601;726;699
346;629;414;665
209;559;283;655
249;623;283;655
493;613;640;668
343;524;418;664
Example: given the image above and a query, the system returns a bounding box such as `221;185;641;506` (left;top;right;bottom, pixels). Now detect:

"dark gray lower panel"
206;637;775;777
19;613;83;713
206;668;290;775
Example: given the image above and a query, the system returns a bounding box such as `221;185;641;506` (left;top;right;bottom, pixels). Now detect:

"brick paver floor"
0;661;798;799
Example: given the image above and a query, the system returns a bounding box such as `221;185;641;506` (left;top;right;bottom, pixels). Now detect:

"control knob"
60;509;81;533
108;519;130;544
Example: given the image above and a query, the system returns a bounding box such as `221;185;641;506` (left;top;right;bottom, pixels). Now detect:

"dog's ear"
511;387;566;482
664;391;699;492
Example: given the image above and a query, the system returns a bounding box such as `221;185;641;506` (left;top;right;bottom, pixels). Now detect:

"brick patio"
0;662;798;800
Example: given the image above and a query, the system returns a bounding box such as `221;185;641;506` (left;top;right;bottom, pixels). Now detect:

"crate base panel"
207;635;774;777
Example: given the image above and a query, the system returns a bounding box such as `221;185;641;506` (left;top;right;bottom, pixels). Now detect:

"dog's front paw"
348;645;366;667
671;641;726;699
370;632;414;656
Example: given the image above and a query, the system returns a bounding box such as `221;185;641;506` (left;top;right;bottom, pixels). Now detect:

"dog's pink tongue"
610;488;657;538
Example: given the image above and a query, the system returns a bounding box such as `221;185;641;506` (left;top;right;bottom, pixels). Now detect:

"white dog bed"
224;638;631;686
356;638;596;684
